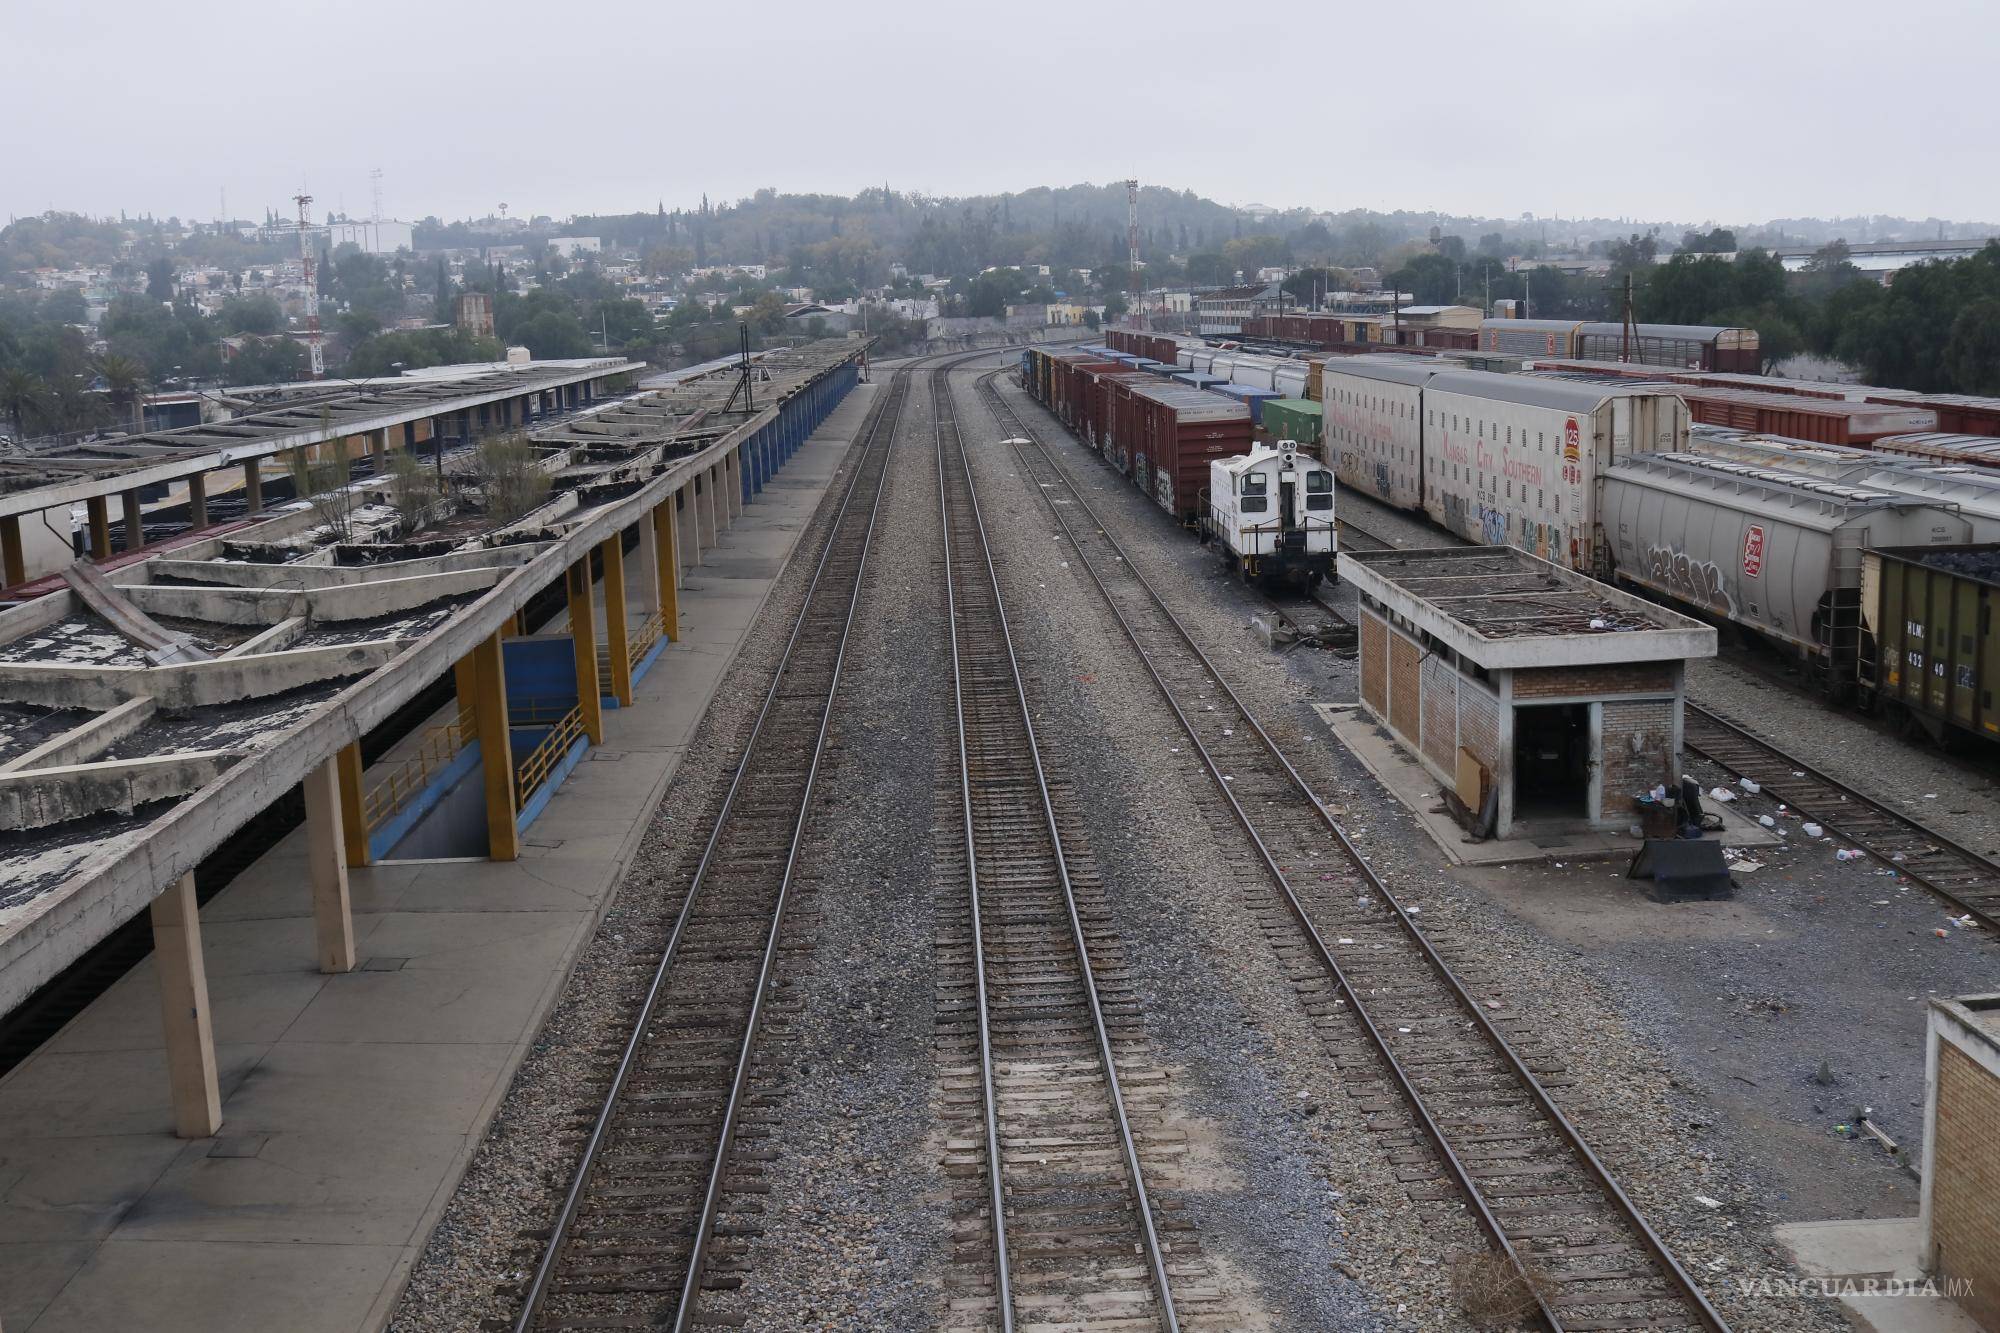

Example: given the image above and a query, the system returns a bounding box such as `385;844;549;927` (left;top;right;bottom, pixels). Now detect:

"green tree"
145;256;176;299
0;368;45;438
1945;299;2000;395
97;354;148;431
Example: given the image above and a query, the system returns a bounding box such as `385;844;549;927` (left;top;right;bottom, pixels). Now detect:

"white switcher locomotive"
1203;441;1337;588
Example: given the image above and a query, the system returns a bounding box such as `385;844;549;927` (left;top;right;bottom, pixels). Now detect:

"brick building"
1344;545;1716;839
1921;993;2000;1329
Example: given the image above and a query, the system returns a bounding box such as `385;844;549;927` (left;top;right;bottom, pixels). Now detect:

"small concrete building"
1342;545;1717;838
1922;993;2000;1329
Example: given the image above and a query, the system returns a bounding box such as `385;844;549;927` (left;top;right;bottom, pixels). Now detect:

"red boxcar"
1122;383;1254;522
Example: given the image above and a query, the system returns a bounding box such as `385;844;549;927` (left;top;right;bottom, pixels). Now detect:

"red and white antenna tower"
1124;178;1141;326
294;191;324;379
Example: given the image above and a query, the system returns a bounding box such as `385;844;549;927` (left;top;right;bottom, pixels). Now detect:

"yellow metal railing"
515;703;585;808
630;611;664;666
361;703;476;833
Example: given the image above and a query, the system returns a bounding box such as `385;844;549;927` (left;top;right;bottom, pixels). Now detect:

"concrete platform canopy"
0;338;869;1146
0;356;641;592
0;367;885;1333
1341;545;1717;838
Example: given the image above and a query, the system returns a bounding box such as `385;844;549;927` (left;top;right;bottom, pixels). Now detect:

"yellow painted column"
86;496;112;560
0;515;25;587
151;872;222;1138
567;558;604;745
467;631;519;861
601;533;633;707
336;742;370;868
303;755;354;974
653;499;679;643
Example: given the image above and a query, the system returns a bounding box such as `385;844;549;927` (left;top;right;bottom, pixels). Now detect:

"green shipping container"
1262;398;1322;449
1865;545;2000;742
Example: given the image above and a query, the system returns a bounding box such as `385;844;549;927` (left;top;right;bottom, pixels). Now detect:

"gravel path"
987;379;1854;1331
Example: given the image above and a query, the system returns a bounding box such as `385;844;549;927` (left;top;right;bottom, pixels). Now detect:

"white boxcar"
1422;371;1688;570
1601;452;1969;661
1207;441;1337;587
1272;360;1310;399
1323;356;1437;511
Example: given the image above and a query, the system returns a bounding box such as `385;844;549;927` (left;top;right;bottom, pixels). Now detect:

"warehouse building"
1341;545;1717;838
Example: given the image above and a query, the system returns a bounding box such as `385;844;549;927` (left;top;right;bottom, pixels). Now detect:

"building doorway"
1514;703;1591;821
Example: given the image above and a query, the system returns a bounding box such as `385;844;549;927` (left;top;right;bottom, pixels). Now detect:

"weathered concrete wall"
0;750;240;831
0;697;157;774
140;544;543;591
0;640;400;709
122;568;505;626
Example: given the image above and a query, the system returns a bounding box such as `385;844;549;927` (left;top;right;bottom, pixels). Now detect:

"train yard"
371;342;1993;1333
8;329;2000;1331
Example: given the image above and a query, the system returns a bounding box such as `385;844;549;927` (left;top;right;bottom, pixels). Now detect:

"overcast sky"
5;0;1994;229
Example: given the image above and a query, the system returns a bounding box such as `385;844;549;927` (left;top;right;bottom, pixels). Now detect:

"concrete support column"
86;496;112;560
725;450;744;520
696;469;719;550
303;755;354;974
1;514;25;587
120;489;144;553
567;559;604;745
187;472;208;530
242;460;263;514
601;532;633;707
370;428;389;474
336;742;370;868
464;632;519;861
151;871;221;1139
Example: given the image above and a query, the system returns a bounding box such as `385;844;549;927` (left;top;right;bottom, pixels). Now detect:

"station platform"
0;380;879;1333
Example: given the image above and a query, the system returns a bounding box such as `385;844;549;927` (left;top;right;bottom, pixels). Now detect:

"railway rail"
1683;705;2000;929
932;361;1190;1330
511;352;956;1331
981;370;1730;1332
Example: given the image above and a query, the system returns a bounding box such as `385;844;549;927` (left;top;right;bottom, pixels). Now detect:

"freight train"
1231;314;1759;371
1318;351;2000;743
1019;345;1334;588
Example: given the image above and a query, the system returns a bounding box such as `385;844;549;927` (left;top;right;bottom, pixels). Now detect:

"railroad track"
511;353;957;1331
981;372;1729;1332
1683;704;2000;928
933;361;1240;1330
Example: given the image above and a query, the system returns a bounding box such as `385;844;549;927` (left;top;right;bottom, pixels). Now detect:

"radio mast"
1125;179;1141;325
294;192;323;379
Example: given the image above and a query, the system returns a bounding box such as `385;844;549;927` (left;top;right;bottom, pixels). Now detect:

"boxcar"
1123;382;1255;523
1322;356;1437;511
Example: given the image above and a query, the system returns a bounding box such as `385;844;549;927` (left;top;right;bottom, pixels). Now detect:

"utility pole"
1619;272;1638;363
294;192;323;379
1523;269;1532;321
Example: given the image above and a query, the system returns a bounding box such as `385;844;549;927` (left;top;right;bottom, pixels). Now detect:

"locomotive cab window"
1305;470;1333;510
1241;473;1269;512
